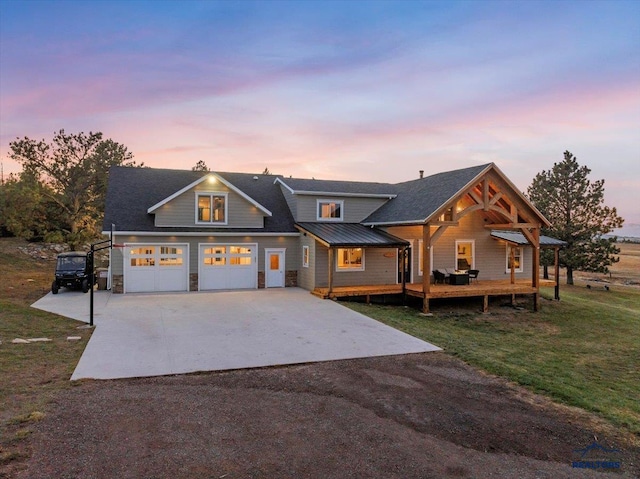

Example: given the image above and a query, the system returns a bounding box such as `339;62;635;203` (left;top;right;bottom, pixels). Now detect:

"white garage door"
125;244;188;293
199;243;257;290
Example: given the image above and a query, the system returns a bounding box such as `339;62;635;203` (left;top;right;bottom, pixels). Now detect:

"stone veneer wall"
112;274;123;294
285;270;297;287
189;273;198;291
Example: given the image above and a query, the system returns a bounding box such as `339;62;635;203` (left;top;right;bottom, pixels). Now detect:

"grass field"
0;239;92;472
346;243;640;436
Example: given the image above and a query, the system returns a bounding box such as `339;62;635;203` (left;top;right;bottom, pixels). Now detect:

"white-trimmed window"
196;193;227;224
506;246;523;273
455;240;474;270
302;245;309;268
317;199;343;221
336;248;363;271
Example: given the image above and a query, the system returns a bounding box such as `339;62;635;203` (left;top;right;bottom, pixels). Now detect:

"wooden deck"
312;279;556;311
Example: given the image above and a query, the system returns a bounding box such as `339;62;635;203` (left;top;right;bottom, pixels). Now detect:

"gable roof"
102;167;296;234
275;177;396;198
147;172;272;216
363;164;492;225
296;222;409;248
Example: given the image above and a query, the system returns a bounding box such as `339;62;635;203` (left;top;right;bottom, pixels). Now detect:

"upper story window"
317;199;343;221
196;193;227;224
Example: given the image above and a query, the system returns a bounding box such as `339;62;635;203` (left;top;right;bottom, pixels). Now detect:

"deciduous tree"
527;151;624;284
8;130;141;249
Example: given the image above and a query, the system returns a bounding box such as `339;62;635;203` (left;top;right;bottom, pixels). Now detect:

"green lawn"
344;286;640;435
0;246;92;471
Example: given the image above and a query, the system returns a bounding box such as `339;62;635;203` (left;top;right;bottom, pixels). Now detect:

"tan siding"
154;182;265;228
313;245;397;287
386;216;535;282
385;225;422;283
296;196;389;223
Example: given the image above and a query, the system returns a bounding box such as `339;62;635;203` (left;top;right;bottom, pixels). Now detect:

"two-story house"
103;163;564;312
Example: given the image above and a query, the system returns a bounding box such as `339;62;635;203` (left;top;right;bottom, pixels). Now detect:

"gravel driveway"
19;353;638;479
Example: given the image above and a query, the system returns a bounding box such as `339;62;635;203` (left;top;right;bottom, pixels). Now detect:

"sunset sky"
1;0;638;234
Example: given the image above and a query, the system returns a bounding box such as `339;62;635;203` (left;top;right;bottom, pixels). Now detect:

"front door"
398;247;411;284
265;249;285;288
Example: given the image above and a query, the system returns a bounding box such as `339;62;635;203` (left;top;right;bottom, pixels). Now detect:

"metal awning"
296;222;409;248
490;230;567;248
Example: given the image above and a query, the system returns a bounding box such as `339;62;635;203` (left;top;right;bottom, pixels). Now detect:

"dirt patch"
16;353;638;479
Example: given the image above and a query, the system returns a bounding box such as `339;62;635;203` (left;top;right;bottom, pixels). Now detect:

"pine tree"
527;151;624;284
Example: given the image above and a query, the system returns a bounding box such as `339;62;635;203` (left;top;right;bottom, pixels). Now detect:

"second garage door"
199;243;257;290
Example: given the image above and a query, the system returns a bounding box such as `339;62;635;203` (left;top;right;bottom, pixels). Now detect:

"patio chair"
433;270;447;284
468;269;479;283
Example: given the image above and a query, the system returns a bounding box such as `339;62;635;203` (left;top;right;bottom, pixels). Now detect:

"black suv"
52;252;95;294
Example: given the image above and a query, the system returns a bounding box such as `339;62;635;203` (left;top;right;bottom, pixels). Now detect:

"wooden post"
483;295;489;313
554;247;560;300
422;224;431;313
400;246;407;305
532;228;540;311
510;246;516;284
328;247;334;296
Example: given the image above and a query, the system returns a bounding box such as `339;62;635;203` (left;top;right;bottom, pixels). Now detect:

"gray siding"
279;185;298;221
112;234;299;276
296;196;389;223
386;214;535;282
298;234;316;290
154;181;265;228
314;245;397;288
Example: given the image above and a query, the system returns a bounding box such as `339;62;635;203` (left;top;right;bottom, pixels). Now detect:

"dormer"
148;172;272;228
275;177;396;223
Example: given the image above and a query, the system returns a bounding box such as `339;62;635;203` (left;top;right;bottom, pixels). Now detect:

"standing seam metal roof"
490;230;567;247
296;222;409;247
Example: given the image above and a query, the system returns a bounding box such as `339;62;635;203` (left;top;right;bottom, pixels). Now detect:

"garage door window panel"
229;246;253;266
160;247;184;267
130;247;155;267
203;247;226;266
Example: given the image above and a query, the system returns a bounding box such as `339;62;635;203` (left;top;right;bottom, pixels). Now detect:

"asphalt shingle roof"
296;223;409;248
102;167;296;233
278;177;396;196
363;164;491;224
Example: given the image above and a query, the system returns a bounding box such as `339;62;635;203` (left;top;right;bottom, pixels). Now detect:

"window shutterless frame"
195;192;228;225
316;199;344;221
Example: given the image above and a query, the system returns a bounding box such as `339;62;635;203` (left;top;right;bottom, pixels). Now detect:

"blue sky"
1;0;638;233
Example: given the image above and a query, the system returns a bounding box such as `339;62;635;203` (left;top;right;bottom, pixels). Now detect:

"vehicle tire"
81;279;89;293
52;281;59;294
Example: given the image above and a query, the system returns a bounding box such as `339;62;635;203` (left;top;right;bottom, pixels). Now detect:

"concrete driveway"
31;288;440;380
